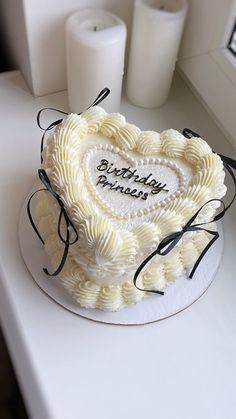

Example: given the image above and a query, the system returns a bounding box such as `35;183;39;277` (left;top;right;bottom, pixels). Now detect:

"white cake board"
18;182;224;325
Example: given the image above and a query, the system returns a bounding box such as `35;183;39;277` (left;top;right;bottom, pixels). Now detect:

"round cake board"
18;182;224;325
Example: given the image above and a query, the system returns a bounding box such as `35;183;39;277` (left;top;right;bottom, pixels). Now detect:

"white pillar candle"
126;0;188;108
66;9;126;113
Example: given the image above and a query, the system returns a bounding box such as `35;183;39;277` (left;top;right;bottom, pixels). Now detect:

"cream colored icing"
161;129;186;158
133;222;161;254
184;137;212;165
114;122;141;150
38;200;215;310
136;131;162;155
143;265;167;291
59;113;88;138
122;281;143;305
36;106;227;310
151;209;184;236
94;229;123;264
74;281;101;308
70;200;98;224
82;106;107;134
196;153;223;172
100;113;126;138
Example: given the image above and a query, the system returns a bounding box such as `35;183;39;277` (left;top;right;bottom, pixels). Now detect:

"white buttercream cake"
36;106;227;311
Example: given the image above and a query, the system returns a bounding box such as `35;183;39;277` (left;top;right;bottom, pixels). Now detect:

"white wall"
0;1;32;84
178;0;236;147
179;0;234;57
2;0;236;147
1;0;134;96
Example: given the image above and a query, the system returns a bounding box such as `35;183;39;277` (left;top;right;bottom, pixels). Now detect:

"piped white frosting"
37;106;227;310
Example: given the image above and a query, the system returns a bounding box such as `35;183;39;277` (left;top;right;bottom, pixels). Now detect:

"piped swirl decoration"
31;99;235;311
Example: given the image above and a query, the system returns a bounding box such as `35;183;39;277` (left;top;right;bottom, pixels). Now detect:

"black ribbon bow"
28;88;110;276
133;128;236;295
38;87;110;163
27;169;78;276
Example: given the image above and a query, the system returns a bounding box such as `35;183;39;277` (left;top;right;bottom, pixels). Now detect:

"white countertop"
1;70;236;419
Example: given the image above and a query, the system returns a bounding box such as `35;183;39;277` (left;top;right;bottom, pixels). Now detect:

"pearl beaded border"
83;144;187;220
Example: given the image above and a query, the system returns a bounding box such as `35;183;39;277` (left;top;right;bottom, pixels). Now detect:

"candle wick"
94;26;97;31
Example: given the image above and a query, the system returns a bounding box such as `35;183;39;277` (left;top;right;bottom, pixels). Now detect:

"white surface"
66;9;126;113
19;181;224;324
126;0;187;107
1;71;236;419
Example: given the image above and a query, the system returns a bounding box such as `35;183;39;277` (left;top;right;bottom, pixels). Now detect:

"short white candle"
126;0;188;108
66;9;126;113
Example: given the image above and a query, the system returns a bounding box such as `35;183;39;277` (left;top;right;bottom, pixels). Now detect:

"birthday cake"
36;106;226;310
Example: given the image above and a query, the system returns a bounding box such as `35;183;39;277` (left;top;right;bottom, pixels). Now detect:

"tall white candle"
126;0;188;108
66;9;126;113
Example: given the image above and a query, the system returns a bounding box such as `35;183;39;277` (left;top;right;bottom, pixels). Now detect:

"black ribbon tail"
37;109;68;163
89;87;110;107
133;248;165;295
27;169;79;277
27;188;46;245
182;128;201;139
189;228;219;279
43;220;70;277
219;154;236;171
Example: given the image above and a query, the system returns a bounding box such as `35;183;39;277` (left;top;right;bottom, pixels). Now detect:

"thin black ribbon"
37;108;68;163
133;128;236;294
28;88;110;276
38;87;110;163
27;169;78;276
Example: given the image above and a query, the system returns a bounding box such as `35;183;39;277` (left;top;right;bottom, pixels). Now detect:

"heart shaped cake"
36;106;226;310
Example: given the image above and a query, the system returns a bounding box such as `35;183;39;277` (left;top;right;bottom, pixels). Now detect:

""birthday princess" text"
96;159;169;200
